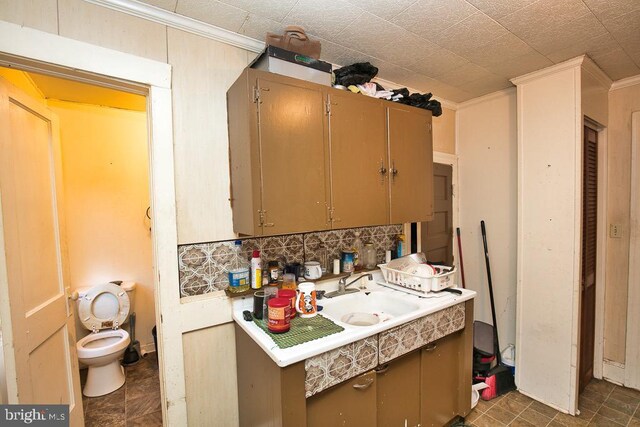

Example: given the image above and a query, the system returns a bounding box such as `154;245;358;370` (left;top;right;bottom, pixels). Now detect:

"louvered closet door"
579;125;598;392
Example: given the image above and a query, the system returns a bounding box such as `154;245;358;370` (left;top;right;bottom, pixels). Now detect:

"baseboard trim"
603;360;625;385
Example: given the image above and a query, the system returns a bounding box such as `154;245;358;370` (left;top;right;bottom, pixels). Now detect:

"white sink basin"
321;292;420;326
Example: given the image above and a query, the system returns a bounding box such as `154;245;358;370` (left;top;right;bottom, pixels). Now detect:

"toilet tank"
120;281;137;312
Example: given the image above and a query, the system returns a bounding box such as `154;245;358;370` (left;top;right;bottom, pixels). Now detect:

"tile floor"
80;355;162;427
465;379;640;426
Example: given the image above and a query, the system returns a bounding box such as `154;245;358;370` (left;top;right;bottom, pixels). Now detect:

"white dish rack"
378;263;456;293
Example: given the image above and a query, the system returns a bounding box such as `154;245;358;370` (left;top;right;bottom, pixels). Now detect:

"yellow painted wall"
433;107;456;154
605;82;640;363
48;100;155;350
0;68;43;100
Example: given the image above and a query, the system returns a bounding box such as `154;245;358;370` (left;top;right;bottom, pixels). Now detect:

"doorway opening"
0;66;161;425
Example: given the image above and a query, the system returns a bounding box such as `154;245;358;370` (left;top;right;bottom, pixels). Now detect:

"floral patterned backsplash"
178;224;403;297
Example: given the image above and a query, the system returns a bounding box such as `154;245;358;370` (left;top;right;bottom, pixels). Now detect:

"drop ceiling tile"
498;0;591;41
391;0;478;39
486;51;554;79
375;31;441;68
408;48;468;77
459;74;512;95
601;9;640;66
375;62;418;87
283;0;363;40
334;48;377;69
219;0;298;22
139;0;177;12
545;32;620;63
336;12;407;58
427;81;474;102
402;73;443;93
465;33;536;68
238;14;285;42
176;0;247;31
345;0;417;21
592;48;640;80
429;11;510;58
522;12;608;55
435;62;496;87
582;0;640;22
465;0;538;19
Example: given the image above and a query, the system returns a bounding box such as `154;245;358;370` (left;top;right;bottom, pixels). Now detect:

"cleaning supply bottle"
251;250;262;289
352;231;363;270
228;240;249;293
396;234;405;258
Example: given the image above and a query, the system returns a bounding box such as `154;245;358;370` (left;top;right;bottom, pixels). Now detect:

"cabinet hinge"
427;122;432;132
325;100;331;116
253;86;260;104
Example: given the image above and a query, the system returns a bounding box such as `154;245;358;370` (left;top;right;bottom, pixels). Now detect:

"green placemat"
254;314;344;349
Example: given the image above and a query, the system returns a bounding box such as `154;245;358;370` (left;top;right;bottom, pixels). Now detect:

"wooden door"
307;370;377;427
0;79;84;425
421;333;460;427
327;89;388;228
421;163;453;265
257;76;329;235
376;351;421;427
388;106;434;224
579;125;598;392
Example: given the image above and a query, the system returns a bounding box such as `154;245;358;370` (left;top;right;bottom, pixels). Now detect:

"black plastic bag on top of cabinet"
391;88;443;117
333;62;379;86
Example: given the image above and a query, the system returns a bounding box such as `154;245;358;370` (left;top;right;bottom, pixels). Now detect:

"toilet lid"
78;282;130;331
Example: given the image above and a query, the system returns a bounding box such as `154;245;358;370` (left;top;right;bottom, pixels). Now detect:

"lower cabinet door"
307;370;377;427
421;332;461;427
376;351;421;427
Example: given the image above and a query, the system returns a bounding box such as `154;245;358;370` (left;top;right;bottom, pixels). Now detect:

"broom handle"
481;220;501;365
456;228;466;288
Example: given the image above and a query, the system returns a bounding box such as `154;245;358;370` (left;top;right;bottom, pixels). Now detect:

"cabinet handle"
424;343;437;352
375;364;389;374
352;377;374;390
390;161;398;181
379;160;387;176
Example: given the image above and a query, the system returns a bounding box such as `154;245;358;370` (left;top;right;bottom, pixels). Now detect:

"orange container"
267;298;291;333
277;289;297;319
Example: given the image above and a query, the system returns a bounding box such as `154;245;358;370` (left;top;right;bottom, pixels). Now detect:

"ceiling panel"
141;0;177;12
283;0;363;40
592;48;640;80
464;33;537;69
336;12;408;58
175;0;247;32
523;12;609;55
408;48;468;78
601;9;640;67
465;0;538;19
480;51;554;80
374;31;441;69
581;0;640;22
238;14;284;42
546;33;620;64
429;12;510;58
345;0;417;21
436;62;497;87
390;0;478;38
219;0;297;22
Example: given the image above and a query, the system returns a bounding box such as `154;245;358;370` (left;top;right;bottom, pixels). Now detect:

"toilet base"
83;360;126;397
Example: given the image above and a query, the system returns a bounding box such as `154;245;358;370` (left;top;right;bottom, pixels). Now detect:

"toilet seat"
76;329;130;360
78;282;130;331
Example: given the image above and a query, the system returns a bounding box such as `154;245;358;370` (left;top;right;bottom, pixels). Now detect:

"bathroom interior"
0;67;162;424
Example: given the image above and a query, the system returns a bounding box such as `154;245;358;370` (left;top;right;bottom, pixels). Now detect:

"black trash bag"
333;62;379;87
392;88;410;99
425;99;442;117
393;90;442;117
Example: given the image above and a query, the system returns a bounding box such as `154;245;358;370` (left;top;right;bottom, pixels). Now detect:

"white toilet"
76;281;136;397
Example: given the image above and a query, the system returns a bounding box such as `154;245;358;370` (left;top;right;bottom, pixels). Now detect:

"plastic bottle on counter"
251;250;262;289
228;240;249;293
396;234;405;258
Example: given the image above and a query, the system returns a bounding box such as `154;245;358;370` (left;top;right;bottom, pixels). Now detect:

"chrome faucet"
325;273;373;298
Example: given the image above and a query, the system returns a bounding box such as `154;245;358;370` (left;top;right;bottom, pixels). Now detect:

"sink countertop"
232;270;476;367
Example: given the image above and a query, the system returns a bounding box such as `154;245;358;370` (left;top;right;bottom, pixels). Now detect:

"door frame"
0;21;183;424
415;151;459;264
582;118;608;382
625;111;640;389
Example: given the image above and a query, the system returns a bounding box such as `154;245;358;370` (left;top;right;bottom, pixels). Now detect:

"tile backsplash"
178;224;403;297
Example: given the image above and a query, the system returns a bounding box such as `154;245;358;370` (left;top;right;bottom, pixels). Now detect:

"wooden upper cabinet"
387;104;434;224
327;89;388;228
256;75;329;235
227;69;329;236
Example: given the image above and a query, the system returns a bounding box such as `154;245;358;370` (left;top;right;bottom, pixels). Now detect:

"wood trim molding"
511;56;585;86
625;111;640;389
603;360;626;385
610;74;640;91
83;0;265;53
582;56;612;89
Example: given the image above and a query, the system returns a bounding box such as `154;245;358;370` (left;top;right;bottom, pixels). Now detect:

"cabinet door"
257;76;329;235
376;351;421;427
387;106;434;224
307;370;377;427
328;90;388;228
421;332;461;427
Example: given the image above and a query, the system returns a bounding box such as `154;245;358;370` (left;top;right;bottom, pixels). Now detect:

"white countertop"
233;270;476;367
